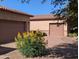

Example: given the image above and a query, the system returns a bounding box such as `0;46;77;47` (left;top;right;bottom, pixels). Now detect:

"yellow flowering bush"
15;30;47;57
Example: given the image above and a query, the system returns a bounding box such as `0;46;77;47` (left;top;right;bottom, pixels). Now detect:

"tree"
67;0;78;33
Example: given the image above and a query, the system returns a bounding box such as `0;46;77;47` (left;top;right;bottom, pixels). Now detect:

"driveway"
45;36;77;48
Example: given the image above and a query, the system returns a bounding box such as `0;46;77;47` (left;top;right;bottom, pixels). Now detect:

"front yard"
0;37;77;59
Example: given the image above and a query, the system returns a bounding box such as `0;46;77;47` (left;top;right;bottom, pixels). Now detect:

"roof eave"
0;8;33;17
30;18;66;21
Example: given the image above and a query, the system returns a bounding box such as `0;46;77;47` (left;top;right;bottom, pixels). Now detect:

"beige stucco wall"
0;11;29;22
30;20;64;30
30;20;67;37
64;22;68;36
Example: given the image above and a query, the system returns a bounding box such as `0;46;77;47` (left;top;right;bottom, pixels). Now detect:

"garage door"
49;23;64;38
0;20;25;43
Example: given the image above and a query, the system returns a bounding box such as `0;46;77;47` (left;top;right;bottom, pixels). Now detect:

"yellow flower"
29;31;35;37
17;32;22;38
27;32;30;36
23;32;27;38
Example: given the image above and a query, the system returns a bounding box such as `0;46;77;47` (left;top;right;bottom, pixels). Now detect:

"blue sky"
0;0;66;15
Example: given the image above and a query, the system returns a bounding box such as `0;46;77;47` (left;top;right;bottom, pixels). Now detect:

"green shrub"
15;30;47;57
68;33;77;37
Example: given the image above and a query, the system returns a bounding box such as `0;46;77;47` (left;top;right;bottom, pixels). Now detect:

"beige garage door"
49;23;64;38
0;20;25;43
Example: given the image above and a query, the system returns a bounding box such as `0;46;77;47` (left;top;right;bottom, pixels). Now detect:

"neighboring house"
30;14;68;38
0;7;33;43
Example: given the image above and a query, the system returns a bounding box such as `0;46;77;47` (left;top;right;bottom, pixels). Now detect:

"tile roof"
30;14;65;21
0;6;33;17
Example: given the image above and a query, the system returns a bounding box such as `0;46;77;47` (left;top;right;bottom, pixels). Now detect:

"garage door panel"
49;23;64;38
0;21;25;43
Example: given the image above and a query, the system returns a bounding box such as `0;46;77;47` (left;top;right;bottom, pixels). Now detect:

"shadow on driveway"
0;46;16;55
46;41;78;59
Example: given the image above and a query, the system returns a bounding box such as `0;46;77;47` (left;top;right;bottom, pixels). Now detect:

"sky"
0;0;66;15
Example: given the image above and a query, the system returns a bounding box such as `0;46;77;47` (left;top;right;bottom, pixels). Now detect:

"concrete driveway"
45;36;77;48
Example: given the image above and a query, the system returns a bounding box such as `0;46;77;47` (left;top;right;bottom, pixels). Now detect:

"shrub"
68;33;77;37
15;30;47;57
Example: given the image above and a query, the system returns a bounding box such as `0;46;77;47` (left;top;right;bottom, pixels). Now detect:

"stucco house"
0;7;68;43
0;7;33;43
30;14;68;38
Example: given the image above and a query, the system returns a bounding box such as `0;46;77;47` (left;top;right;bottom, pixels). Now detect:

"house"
30;14;68;38
0;7;68;43
0;7;33;43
